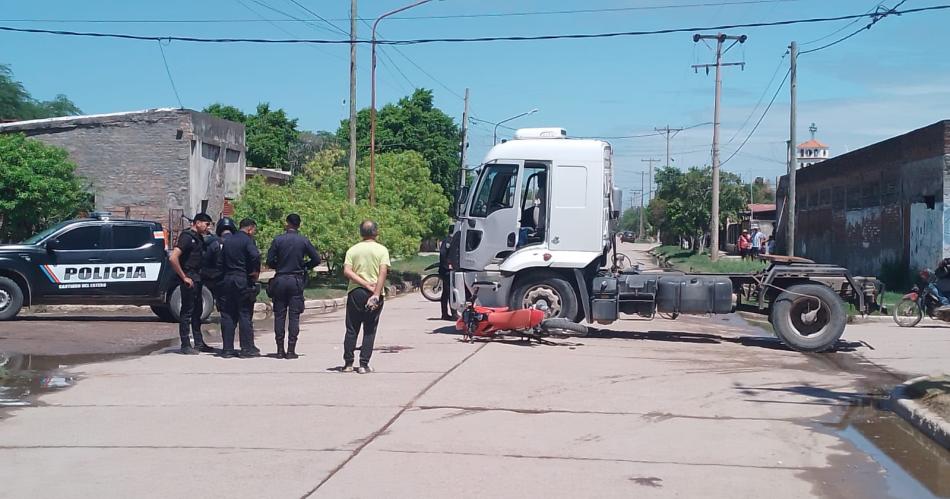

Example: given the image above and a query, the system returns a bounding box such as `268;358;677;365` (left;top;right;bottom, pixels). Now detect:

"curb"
848;314;940;325
253;281;416;316
889;375;950;450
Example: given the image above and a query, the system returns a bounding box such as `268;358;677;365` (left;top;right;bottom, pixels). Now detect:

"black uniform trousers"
439;271;451;317
178;277;205;346
219;274;255;353
344;288;384;367
272;274;306;346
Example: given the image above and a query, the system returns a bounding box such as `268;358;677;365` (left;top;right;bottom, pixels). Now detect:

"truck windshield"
21;221;72;245
470;164;518;218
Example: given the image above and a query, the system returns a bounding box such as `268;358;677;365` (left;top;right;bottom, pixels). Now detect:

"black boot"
285;342;298;360
276;342;286;359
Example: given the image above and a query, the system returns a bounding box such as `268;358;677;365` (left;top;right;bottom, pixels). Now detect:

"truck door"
104;223;165;300
461;161;522;270
42;224;111;298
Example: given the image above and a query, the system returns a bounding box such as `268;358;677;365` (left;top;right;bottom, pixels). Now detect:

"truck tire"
0;276;24;321
167;285;215;323
150;305;176;322
771;283;847;352
511;273;579;321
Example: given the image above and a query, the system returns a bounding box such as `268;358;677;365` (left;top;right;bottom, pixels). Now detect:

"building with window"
775;120;949;278
0;108;245;237
797;123;830;168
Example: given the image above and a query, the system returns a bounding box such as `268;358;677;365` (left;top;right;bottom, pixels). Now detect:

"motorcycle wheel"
420;274;443;302
892;298;923;328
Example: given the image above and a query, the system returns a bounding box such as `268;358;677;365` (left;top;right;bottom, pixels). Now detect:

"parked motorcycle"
420;263;443;302
892;269;950;327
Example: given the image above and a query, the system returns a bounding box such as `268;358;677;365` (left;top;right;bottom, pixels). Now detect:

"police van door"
461;161;522;270
104;223;165;301
41;223;111;299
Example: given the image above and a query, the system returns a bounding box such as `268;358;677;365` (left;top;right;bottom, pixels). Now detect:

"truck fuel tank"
656;275;733;315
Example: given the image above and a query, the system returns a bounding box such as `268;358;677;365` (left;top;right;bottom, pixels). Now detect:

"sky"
2;0;949;200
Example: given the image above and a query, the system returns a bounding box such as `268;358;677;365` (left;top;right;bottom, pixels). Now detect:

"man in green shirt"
342;220;390;374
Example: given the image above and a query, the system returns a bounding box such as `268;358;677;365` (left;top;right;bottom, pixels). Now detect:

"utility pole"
654;125;683;202
693;33;747;260
788;41;798;257
458;88;470;191
639;171;645;240
641;158;660;202
347;0;358;204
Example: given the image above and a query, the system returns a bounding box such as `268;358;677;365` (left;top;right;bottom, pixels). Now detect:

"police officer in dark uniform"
169;213;214;355
438;233;454;320
201;217;237;301
218;218;261;358
266;213;320;359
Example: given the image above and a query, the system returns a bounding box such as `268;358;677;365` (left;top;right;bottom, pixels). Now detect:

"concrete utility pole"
347;0;358;204
654;125;683;202
458;88;470;191
639;171;645;240
641;158;661;203
693;33;747;260
788;41;798;257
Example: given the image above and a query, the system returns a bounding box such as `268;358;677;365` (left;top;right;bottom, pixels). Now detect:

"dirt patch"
905;375;950;423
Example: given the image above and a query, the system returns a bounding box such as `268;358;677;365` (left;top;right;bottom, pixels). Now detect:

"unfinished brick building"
775;120;949;279
0;108;245;236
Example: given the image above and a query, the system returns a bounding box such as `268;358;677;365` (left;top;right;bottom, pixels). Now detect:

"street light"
370;0;436;206
492;108;539;145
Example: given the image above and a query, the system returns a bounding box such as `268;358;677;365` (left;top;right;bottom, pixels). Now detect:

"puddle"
828;405;950;498
0;339;174;409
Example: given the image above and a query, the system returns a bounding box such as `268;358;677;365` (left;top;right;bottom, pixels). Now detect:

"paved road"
0;243;948;498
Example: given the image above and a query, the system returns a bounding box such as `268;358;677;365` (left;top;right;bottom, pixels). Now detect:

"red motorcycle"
456;281;588;341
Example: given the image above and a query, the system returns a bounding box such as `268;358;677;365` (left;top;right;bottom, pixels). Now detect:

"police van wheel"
168;285;215;323
0;276;24;321
150;305;176;322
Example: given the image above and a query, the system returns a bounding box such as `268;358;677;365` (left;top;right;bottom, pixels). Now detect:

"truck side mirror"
456;185;470;216
610;188;623;219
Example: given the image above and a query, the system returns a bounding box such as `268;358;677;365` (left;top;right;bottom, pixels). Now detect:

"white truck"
449;127;881;352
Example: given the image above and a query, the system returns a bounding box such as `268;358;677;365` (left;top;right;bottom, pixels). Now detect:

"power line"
156;40;184;109
720;68;790;167
725;52;787;145
285;0;349;36
800;1;883;46
245;0;343;37
800;0;909;55
2;5;946;45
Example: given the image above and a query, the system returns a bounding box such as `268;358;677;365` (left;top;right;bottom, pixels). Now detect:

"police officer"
266;213;321;359
169;213;214;355
438;232;453;320
201;217;237;301
218;218;261;358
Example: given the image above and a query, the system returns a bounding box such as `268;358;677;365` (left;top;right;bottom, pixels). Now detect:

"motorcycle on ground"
457;281;588;342
892;269;950;327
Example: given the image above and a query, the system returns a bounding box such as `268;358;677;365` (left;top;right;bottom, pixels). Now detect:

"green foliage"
233;148;448;272
618;207;650;234
648;166;748;250
203;102;300;171
0;134;92;242
337;88;461;202
653;245;767;273
0;64;82;121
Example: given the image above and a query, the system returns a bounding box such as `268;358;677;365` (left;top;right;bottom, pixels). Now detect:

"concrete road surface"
1;243;948;498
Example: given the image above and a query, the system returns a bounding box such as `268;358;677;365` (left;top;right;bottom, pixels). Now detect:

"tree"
0;64;82;121
337;88;461;202
649;166;746;251
234;148;448;271
288;131;339;174
0;134;92;242
203;102;300;171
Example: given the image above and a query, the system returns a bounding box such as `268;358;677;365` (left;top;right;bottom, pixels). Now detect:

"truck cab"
452;128;622;319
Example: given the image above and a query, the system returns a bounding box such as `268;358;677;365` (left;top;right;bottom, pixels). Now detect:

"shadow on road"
16;315;164;323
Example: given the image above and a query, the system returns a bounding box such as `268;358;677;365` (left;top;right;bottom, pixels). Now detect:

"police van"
0;212;213;321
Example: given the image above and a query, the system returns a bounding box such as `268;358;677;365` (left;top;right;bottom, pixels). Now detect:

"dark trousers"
272;275;305;347
439;272;451;317
178;279;204;346
219;275;255;353
344;288;384;367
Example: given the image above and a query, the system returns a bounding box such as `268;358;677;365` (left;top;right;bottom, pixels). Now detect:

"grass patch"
258;274;349;302
652;245;768;274
390;254;438;276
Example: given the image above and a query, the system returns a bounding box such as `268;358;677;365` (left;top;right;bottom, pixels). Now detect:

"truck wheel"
511;274;579;321
168;285;215;323
150;305;176;322
771;283;847;352
0;276;24;321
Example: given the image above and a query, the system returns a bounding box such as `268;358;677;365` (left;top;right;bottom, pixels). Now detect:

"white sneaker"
357;366;373;374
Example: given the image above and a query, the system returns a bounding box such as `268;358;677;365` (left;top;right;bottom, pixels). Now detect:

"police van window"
113;225;152;249
56;226;101;250
470;164;518;218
